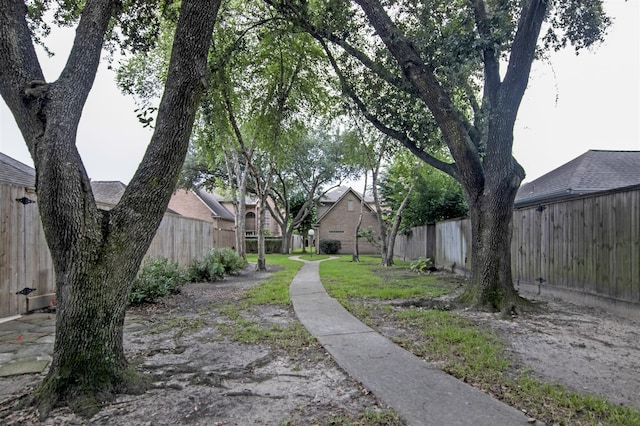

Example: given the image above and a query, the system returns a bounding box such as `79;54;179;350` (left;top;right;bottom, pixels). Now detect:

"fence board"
632;190;640;302
387;186;640;314
435;219;471;273
1;183;231;318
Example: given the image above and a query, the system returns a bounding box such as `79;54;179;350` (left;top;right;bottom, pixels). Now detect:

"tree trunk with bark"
352;173;368;262
223;146;248;260
256;201;267;270
344;0;547;312
379;182;414;267
0;0;220;416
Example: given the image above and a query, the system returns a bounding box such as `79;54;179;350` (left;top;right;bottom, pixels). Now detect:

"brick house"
315;186;379;254
168;188;282;245
167;188;236;248
210;190;282;238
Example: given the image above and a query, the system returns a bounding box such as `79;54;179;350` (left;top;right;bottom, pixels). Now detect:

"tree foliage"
266;0;610;311
380;153;468;228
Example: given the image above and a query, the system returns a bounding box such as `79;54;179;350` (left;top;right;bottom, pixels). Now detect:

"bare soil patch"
381;274;640;413
458;292;640;410
0;266;393;425
1;265;638;425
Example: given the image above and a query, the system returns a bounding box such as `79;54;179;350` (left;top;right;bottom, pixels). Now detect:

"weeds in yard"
320;255;452;301
319;256;640;426
215;254;315;355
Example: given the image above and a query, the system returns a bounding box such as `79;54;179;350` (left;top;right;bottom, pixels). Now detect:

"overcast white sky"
1;0;638;184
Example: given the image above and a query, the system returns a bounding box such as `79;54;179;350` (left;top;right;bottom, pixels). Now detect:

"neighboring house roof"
316;186;376;223
320;186;374;204
91;181;127;207
0;151;35;187
212;189;258;206
90;181;179;214
0;152;180;213
196;189;235;221
515;150;640;207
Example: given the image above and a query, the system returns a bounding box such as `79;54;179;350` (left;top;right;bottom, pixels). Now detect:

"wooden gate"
0;184;55;318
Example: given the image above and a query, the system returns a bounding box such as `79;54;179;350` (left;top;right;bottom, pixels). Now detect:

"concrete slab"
290;258;530;426
293;296;373;336
0;321;36;333
0;358;49;377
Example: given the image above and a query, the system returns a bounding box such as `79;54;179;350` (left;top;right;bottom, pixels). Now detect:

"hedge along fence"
245;237;283;254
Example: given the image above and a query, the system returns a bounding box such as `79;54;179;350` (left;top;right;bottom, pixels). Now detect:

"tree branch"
116;0;221;242
318;36;458;179
469;0;501;102
500;0;548;123
353;0;483;189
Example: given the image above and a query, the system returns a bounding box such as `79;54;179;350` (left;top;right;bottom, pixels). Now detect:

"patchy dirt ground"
0;266;394;425
1;265;638;425
458;292;640;411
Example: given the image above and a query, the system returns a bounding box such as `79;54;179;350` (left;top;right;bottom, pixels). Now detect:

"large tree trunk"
461;178;523;311
345;0;547;312
0;0;220;417
36;244;148;417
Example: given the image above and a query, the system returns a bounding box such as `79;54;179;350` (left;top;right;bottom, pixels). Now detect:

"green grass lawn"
223;253;639;425
314;255;640;426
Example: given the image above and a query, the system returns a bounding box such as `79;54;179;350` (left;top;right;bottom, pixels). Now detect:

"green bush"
319;239;341;254
130;257;190;305
409;257;435;273
245;238;282;253
189;248;246;282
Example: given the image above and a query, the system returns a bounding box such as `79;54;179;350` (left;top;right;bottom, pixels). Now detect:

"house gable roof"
91;181;127;207
195;188;235;221
316;186;376;223
0;151;36;187
515;150;640;207
91;181;180;214
320;185;374;204
212;189;258;206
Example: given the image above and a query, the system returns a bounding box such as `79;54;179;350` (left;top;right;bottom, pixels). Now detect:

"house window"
246;212;256;236
347;199;354;211
264;210;270;228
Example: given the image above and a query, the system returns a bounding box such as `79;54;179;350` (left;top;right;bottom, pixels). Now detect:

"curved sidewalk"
289;257;530;426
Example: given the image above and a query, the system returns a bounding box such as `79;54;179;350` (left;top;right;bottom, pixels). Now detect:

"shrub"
189;248;246;282
245;238;282;253
409;257;435;273
319;239;341;254
130;257;189;305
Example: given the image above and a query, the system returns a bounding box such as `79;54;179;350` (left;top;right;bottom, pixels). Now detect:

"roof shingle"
516;150;640;206
0;151;36;187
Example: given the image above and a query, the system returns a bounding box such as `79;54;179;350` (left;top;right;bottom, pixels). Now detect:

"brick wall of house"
222;200;282;237
168;189;214;222
317;191;379;254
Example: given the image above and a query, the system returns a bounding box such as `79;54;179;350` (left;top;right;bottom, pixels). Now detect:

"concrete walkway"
289;257;530;426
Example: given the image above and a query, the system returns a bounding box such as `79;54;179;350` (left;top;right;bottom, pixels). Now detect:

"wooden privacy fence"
1;184;55;318
512;185;639;315
395;185;640;316
1;183;233;318
393;225;436;262
144;213;219;266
